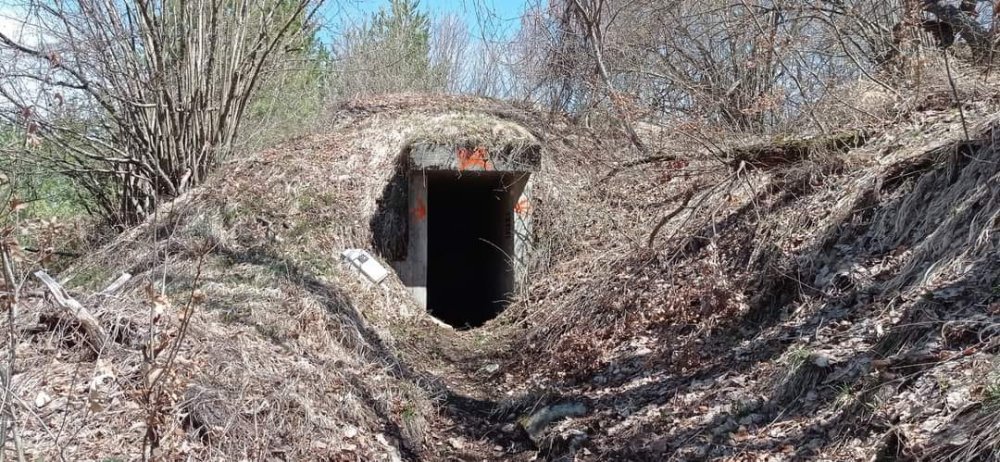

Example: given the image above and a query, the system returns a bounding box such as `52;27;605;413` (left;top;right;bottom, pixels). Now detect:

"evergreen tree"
332;0;447;96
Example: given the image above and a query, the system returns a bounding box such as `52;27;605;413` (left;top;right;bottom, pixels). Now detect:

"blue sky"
323;0;531;42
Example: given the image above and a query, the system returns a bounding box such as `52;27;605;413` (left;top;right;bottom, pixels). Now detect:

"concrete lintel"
407;143;541;173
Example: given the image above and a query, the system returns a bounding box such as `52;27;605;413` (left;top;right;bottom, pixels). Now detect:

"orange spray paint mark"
514;197;531;215
412;198;427;221
457;146;493;171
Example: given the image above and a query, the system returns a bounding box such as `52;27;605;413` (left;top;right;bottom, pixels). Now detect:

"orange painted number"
514;197;531;215
457;146;493;171
413;198;427;221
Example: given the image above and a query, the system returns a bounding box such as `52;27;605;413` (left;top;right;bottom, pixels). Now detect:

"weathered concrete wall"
391;172;429;307
513;180;533;289
407;144;541;173
494;173;531;301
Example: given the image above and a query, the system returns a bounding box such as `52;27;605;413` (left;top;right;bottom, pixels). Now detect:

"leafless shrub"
495;0;996;141
0;0;324;228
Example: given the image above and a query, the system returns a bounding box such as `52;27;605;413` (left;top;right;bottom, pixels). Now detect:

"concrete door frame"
388;142;540;326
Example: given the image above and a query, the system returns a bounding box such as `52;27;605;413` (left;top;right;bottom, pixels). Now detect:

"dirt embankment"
9;92;1000;461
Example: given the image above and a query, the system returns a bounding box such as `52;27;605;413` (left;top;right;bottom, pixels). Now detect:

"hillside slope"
10;93;1000;461
494;103;1000;460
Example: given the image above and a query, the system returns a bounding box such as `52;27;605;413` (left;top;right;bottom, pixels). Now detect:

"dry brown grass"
486;68;1000;459
5;94;564;460
6;74;1000;460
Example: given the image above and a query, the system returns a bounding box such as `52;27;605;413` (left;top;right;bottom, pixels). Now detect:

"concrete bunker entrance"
377;140;539;330
427;172;516;328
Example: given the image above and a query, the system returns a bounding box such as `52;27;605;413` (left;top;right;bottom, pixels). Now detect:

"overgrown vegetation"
2;0;1000;460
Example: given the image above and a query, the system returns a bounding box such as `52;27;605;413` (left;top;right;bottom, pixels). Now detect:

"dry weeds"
4;80;1000;461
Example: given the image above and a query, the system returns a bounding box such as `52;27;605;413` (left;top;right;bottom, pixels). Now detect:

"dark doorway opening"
427;172;513;329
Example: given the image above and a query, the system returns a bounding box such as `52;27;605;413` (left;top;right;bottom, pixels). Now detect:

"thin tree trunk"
569;0;649;154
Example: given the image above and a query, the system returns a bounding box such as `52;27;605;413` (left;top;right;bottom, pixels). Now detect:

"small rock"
375;434;402;462
920;417;944;434
482;363;500;374
948;432;970;446
519;402;588;441
447;437;465;449
946;390;968;410
679;444;709;459
813;354;830;368
343;425;358;439
648;438;669;453
34;391;52;408
712;418;738;436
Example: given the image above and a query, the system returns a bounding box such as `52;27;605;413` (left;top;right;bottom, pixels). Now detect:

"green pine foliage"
331;0;448;97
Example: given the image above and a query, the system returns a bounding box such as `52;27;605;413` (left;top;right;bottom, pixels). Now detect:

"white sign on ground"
340;249;390;284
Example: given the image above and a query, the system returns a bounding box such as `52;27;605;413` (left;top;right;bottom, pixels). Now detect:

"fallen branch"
599;154;680;183
728;129;872;171
99;273;132;296
22;247;84;258
647;190;695;248
33;271;107;350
